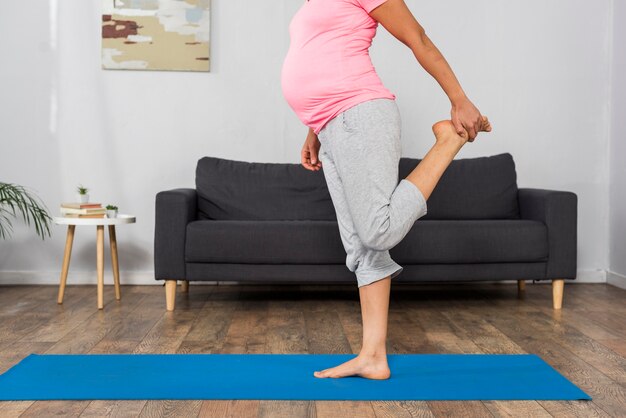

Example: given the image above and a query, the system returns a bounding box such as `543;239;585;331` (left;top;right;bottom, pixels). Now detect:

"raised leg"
552;279;564;309
405;120;485;201
181;280;189;293
57;225;76;304
165;280;176;311
108;225;121;301
517;279;526;293
96;225;105;310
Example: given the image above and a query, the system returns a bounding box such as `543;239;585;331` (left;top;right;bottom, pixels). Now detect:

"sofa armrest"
154;188;197;280
518;188;577;279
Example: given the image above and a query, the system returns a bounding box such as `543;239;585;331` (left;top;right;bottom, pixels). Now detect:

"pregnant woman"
281;0;491;379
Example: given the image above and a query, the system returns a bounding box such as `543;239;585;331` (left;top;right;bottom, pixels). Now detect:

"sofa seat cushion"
186;219;548;265
391;220;548;264
185;220;346;264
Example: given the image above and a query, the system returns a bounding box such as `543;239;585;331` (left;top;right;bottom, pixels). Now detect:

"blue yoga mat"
0;353;590;401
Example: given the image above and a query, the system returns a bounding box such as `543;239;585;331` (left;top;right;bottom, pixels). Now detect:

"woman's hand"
451;97;489;142
301;128;322;171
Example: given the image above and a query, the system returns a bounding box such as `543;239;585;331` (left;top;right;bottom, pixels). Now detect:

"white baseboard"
607;270;626;290
0;268;608;286
572;269;607;283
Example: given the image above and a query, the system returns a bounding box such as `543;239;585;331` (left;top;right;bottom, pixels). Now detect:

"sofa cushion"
186;219;547;265
399;153;520;220
196;156;336;221
391;220;548;264
186;220;346;264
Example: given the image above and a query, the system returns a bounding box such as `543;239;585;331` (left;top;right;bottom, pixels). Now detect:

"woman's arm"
369;0;486;140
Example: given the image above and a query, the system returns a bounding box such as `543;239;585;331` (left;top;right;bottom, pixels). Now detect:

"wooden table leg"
97;225;104;310
109;225;121;301
57;225;75;304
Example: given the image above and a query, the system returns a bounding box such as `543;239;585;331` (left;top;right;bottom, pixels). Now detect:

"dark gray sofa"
154;153;577;311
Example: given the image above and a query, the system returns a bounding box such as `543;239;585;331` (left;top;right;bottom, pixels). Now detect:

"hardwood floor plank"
80;400;147;418
258;400;315;418
596;339;626;358
198;400;259;418
0;286;71;343
0;401;33;418
371;400;435;418
19;286;108;343
21;400;90;417
219;298;269;354
265;302;307;354
304;310;352;354
483;400;552;417
538;400;611;418
316;400;376;418
426;401;494;418
45;287;147;354
184;292;239;347
132;309;198;354
138;400;202;418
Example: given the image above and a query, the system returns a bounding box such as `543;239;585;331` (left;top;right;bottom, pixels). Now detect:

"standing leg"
314;276;392;379
109;225;121;301
57;225;75;304
96;225;105;310
181;280;189;293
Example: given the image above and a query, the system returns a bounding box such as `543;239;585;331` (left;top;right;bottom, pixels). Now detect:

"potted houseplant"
106;204;118;218
0;182;53;240
76;184;89;203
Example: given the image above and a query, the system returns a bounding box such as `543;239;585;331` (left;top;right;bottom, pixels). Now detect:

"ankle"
436;135;465;152
358;349;387;360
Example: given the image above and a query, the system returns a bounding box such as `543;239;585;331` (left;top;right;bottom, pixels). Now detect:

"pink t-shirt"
281;0;396;135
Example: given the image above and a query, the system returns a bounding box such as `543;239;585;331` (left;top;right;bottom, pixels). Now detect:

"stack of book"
60;202;107;218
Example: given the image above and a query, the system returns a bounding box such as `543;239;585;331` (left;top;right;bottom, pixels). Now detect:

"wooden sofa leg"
552;279;564;310
181;280;189;293
165;280;176;311
517;280;526;293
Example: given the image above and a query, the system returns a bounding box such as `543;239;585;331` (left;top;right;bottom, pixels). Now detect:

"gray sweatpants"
317;98;428;287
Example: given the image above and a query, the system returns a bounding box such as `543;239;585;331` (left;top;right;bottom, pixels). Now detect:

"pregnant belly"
281;52;340;112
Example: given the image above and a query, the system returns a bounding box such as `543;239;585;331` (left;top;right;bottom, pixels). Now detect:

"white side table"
53;214;136;309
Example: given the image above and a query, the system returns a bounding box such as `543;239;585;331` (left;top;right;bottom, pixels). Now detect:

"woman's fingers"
467;124;477;141
301;147;322;171
301;149;314;170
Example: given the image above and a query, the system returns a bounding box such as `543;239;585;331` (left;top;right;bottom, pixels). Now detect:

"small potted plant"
106;204;118;218
76;184;89;203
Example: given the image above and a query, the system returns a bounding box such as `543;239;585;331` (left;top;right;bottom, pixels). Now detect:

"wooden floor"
0;282;624;417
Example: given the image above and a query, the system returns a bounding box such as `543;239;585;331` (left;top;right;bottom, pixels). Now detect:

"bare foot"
433;116;491;145
432;120;470;147
313;354;391;379
479;115;492;133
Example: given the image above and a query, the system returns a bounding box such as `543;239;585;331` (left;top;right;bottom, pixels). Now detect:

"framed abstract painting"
102;0;210;72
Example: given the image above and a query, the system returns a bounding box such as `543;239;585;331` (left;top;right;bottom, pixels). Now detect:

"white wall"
0;0;613;284
608;0;626;289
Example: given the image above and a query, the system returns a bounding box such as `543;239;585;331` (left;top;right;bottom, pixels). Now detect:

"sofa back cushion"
399;153;519;220
196;156;337;221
